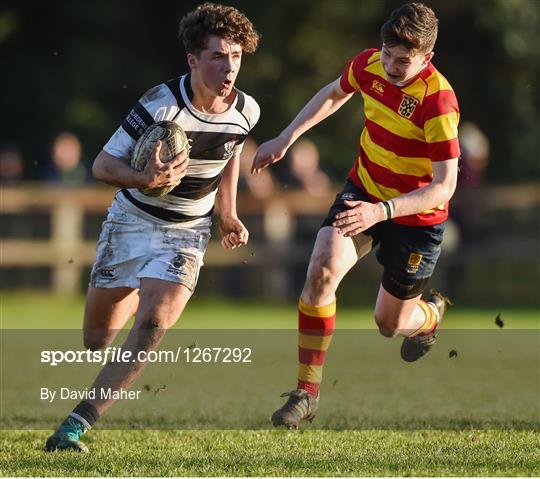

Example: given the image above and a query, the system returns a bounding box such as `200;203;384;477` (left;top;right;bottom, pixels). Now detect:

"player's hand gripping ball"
131;120;189;197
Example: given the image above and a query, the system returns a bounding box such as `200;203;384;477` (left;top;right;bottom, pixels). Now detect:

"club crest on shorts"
406;252;423;273
170;254;186;270
398;94;419;119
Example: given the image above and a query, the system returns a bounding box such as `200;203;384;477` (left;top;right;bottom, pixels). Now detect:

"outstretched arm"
251;78;353;173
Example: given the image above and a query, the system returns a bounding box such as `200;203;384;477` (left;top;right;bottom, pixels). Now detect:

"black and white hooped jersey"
103;73;260;223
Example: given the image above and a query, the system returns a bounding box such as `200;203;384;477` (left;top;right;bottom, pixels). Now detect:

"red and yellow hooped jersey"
340;49;460;226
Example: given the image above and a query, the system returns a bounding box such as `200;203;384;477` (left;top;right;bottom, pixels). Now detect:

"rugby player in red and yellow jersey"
252;3;459;428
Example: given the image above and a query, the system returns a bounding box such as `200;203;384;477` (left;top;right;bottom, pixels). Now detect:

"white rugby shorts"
90;195;210;291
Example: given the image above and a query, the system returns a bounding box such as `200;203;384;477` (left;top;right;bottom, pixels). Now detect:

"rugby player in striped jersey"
45;3;260;451
252;2;458;429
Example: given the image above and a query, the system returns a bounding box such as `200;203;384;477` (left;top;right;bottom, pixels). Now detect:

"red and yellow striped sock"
297;298;336;398
406;299;439;337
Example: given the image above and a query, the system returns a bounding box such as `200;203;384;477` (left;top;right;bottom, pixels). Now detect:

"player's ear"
425;51;434;64
187;53;198;69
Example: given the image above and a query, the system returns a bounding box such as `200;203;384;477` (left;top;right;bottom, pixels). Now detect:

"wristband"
388;199;395;218
381;200;394;220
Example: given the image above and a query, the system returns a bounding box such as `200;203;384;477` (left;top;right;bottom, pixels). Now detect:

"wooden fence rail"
1;183;538;294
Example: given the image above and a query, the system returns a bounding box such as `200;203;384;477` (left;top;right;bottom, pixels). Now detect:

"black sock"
70;401;100;428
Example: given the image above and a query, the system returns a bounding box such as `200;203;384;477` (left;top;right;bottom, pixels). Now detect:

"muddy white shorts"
89;195;211;291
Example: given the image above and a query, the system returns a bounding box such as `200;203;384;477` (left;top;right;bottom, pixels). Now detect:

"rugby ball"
131;120;189;197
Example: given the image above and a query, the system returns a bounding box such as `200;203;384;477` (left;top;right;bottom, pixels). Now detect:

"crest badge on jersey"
398;94;419;119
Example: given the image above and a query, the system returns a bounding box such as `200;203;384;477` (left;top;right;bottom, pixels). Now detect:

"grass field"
1;291;538;329
1;292;539;476
2;430;539;476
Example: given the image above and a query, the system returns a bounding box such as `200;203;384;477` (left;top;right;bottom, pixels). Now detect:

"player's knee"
83;338;103;351
137;315;170;331
374;312;398;338
136;304;179;331
83;332;114;351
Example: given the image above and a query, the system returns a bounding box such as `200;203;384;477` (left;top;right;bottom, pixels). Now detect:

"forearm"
92;150;145;188
280;79;352;146
383;158;459;219
388;178;457;219
251;80;352;174
216;154;240;218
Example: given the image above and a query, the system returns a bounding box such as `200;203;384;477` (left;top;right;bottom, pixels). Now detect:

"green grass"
1;291;538;329
1;430;539;476
1;292;539;476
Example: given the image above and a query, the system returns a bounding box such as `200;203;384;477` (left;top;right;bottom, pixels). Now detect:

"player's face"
380;43;433;85
189;35;242;98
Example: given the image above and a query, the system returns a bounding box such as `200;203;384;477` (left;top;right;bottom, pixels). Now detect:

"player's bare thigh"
302;226;368;305
83;286;140;350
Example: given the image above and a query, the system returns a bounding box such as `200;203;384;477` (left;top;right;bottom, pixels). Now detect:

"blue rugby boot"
44;416;89;452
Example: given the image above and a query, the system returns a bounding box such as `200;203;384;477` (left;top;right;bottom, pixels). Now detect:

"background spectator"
0;143;24;184
39;132;89;185
453;122;491;235
281;139;332;197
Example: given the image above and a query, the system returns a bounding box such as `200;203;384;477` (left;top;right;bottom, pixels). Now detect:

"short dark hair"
179;2;260;56
380;2;438;53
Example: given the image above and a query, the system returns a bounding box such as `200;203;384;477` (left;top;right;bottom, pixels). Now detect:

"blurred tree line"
1;0;538;183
